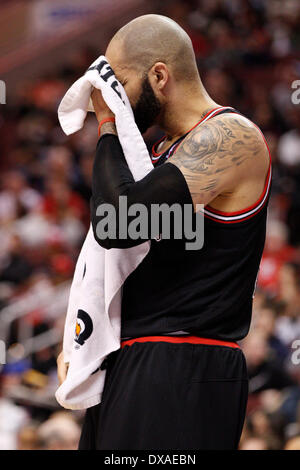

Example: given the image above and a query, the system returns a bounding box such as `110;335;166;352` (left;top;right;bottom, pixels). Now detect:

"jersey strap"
151;106;236;166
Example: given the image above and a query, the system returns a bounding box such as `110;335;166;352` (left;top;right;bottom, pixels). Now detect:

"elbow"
93;234;127;250
91;199;147;249
90;197;115;249
91;216;113;250
91;219;146;249
92;229;145;250
94;237;113;250
91;215;130;250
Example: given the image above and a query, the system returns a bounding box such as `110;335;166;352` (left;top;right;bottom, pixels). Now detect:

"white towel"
55;56;153;410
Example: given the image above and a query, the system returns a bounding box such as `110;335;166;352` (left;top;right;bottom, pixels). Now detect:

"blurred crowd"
0;0;300;450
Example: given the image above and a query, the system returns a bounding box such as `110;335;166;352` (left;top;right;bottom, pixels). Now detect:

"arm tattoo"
170;115;264;201
99;121;117;137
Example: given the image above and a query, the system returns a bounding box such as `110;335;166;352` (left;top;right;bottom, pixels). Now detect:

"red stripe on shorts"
121;335;240;349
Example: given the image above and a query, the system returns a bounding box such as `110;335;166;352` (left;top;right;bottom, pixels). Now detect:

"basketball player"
57;14;271;450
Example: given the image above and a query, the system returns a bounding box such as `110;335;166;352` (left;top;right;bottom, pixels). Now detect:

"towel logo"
87;59;125;104
74;309;93;346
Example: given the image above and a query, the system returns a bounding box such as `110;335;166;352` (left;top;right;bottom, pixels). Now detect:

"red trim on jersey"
151;106;227;159
152;135;166;158
121;335;240;349
205;164;272;217
203;200;268;224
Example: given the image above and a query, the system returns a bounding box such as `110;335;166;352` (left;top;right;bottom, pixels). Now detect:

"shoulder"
185;112;267;155
169;112;270;207
171;112;269;173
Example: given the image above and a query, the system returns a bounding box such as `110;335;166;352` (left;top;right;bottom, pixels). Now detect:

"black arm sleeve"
91;133;193;249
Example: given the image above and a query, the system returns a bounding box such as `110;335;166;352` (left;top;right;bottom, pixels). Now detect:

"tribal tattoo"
99;121;118;137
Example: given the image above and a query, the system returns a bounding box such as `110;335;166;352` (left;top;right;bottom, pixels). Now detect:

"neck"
158;83;220;141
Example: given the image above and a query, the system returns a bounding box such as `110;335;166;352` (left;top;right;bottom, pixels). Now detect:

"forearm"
91;131;193;249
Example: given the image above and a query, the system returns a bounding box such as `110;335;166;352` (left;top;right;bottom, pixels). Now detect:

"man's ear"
148;62;169;94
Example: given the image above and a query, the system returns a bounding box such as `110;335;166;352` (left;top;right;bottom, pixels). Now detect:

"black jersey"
121;107;272;341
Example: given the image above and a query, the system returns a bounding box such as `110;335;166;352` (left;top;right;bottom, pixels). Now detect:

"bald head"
108;14;199;83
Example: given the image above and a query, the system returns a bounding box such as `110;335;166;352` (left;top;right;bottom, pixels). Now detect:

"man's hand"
91;87;115;124
57;350;69;385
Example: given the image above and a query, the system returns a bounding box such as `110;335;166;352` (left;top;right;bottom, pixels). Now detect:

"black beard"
132;76;162;134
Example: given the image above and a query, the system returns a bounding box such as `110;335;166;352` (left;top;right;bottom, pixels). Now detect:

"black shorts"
78;337;248;450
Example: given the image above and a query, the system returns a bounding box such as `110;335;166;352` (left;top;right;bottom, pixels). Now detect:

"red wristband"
98;117;116;137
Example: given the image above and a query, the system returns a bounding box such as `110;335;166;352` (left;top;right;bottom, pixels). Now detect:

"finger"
58;363;68;385
57;352;68;385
